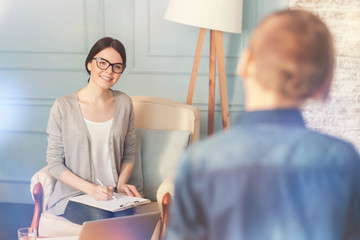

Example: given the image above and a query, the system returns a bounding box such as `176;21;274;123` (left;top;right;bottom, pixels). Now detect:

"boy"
165;10;360;240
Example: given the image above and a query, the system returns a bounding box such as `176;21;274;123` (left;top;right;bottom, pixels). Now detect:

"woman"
46;37;141;224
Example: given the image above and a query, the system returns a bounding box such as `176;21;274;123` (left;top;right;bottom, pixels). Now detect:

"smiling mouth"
101;76;113;81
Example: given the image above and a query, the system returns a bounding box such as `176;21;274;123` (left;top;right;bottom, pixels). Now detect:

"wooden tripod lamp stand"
165;0;243;135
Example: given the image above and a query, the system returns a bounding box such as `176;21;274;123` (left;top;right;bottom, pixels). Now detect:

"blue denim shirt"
165;109;360;240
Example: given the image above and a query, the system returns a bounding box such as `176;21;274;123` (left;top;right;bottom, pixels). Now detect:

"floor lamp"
164;0;243;135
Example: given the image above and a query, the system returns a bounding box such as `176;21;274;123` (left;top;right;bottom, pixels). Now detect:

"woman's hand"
90;184;115;201
117;183;141;198
117;163;141;197
59;170;115;201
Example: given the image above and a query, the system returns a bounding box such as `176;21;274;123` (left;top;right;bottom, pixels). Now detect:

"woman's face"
87;47;123;89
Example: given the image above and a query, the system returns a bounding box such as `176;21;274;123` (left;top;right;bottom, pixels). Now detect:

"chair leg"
160;192;172;240
30;182;43;235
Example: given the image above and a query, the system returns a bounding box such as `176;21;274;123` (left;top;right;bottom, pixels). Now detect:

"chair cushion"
136;128;191;201
128;130;144;197
39;210;81;237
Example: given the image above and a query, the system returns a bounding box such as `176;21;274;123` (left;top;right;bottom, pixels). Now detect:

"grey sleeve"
122;101;136;164
46;99;69;179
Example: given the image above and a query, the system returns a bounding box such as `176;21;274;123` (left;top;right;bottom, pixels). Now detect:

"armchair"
30;96;200;239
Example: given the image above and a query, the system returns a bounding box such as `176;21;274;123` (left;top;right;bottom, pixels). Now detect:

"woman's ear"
87;62;92;73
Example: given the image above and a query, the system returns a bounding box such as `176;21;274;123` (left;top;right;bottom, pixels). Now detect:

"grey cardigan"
46;90;136;215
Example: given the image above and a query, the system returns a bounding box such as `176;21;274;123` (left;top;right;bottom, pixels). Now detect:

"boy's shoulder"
185;125;359;173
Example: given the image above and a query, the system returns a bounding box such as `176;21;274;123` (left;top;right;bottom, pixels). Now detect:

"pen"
96;178;117;200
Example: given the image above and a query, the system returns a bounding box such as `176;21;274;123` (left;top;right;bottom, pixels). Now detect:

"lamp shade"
164;0;243;34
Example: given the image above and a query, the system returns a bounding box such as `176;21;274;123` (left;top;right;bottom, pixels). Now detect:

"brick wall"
288;0;360;149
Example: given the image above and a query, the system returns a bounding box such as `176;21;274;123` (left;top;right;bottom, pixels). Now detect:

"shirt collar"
235;109;305;127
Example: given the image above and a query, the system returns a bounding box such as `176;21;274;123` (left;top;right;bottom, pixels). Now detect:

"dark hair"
85;37;127;75
249;9;335;100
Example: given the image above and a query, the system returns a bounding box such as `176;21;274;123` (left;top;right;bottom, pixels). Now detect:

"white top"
84;118;116;187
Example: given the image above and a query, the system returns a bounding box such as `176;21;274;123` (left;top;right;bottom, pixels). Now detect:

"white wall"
0;0;287;203
289;0;360;151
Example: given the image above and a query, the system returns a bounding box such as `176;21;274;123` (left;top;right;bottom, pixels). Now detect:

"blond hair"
249;9;335;100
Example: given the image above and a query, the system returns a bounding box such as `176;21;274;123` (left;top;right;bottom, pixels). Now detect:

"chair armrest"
30;166;56;212
156;174;175;216
160;192;172;240
157;175;175;240
30;182;43;234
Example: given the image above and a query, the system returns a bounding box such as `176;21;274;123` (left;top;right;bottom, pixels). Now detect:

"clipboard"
69;193;151;212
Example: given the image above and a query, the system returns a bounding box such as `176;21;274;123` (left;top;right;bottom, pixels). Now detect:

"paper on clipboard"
69;193;150;212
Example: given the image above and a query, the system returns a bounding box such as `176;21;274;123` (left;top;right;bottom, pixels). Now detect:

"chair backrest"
130;96;201;200
131;96;200;143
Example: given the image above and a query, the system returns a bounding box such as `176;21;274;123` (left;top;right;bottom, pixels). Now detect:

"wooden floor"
0;202;34;240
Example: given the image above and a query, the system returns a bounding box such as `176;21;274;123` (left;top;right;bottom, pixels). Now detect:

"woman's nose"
105;66;113;74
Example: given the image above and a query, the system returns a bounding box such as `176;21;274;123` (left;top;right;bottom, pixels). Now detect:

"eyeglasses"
93;57;125;74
